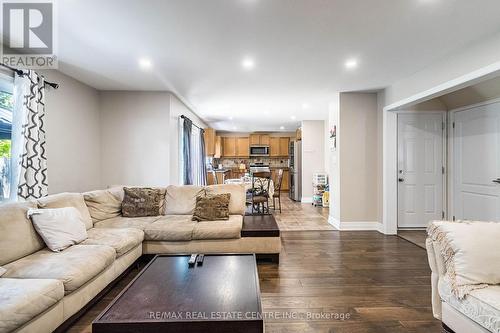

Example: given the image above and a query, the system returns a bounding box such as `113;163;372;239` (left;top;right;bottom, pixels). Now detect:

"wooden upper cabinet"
279;137;290;156
222;137;236;157
204;128;216;156
214;136;222;158
250;134;270;146
236;137;249;157
269;137;280;157
270;137;289;157
249;134;260;146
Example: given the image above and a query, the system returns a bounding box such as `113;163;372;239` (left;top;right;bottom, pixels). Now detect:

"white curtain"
10;70;47;200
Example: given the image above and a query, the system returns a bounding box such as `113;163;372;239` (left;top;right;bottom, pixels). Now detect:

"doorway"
397;112;446;230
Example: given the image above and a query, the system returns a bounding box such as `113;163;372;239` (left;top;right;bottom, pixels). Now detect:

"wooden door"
214;136;222;158
204;128;216;156
249;134;260;145
236;137;249;157
279;137;290;156
269;137;280;157
282;170;289;191
260;135;270;145
223;137;236;157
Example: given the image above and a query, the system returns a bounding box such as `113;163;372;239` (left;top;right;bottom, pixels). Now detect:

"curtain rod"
180;115;204;132
0;63;59;89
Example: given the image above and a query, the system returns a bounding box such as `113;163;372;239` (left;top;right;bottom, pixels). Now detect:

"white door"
398;113;444;228
453;103;500;221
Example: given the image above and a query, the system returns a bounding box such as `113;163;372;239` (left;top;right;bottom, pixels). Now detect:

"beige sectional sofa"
426;221;500;333
0;184;280;333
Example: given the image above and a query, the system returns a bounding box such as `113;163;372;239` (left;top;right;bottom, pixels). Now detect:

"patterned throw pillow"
122;187;165;217
192;193;231;221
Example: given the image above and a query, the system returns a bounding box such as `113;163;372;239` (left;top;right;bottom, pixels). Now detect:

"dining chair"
210;170;218;185
251;171;272;215
272;169;284;213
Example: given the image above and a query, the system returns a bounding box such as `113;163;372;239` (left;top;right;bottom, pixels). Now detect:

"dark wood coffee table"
93;254;263;333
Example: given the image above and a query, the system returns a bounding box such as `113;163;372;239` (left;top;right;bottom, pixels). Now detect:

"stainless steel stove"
249;163;270;173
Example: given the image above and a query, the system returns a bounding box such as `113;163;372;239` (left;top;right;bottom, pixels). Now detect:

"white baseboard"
301;197;313;203
328;216;383;233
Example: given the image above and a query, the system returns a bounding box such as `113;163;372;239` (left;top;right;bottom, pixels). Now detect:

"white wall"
339;93;379;223
301;120;325;201
385;31;500;107
100;91;172;187
41;70;101;193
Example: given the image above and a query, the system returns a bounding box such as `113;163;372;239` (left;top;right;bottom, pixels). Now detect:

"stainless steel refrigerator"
289;140;302;201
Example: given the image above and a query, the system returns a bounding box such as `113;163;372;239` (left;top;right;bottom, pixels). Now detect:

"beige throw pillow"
83;188;122;222
28;207;88;252
427;220;500;299
122;187;165;217
192;193;231;222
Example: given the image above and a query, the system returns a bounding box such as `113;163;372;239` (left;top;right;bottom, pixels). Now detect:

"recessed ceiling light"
291;115;297;120
241;57;255;70
302;103;310;109
279;126;285;130
345;59;358;69
138;58;153;70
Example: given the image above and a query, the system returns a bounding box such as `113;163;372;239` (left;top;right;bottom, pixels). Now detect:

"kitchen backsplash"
215;157;289;169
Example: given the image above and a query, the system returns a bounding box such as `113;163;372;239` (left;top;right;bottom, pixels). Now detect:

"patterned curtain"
11;70;47;200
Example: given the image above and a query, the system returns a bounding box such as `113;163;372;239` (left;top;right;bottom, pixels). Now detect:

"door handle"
398;178;405;183
493;179;500;184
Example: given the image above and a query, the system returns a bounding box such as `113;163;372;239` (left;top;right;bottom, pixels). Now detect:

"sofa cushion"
82;228;144;257
144;215;195;241
0;200;45;266
93;216;161;230
439;278;500;333
28;207;88;252
205;184;246;215
164;185;204;215
122;187;166;217
3;245;116;294
192;193;231;221
0;278;64;333
37;193;93;230
428;220;500;298
83;188;122;223
192;215;243;240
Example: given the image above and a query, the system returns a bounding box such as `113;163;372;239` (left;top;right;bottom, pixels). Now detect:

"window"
0;76;14;201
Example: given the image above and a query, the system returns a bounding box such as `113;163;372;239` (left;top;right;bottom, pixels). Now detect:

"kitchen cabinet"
270;137;290;157
222;137;236;157
279;137;290;157
250;134;270;146
204;128;216;156
214;136;222;158
269;137;280;157
236;137;249;157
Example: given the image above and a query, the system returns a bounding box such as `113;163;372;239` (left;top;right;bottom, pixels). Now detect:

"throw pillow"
0;266;5;276
122;187;165;217
28;207;88;252
192;193;231;221
83;188;122;222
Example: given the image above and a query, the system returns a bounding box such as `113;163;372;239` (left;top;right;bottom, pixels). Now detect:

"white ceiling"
57;0;500;131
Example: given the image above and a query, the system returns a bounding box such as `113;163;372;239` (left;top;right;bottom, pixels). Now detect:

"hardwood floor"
67;231;442;333
398;230;427;249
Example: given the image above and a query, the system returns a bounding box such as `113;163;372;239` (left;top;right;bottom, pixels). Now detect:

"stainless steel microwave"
250;146;269;156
